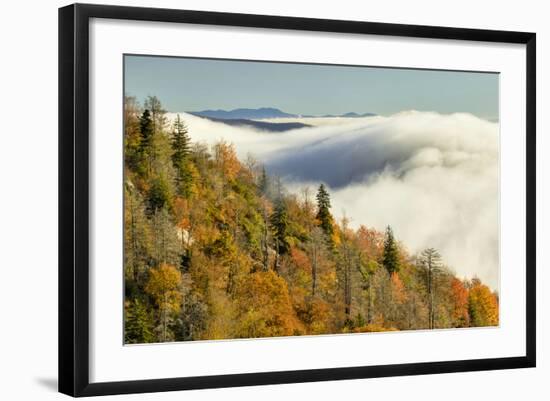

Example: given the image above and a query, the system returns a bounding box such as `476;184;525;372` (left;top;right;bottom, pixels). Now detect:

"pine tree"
315;184;334;238
138;109;154;175
139;109;153;146
171;114;190;164
171;115;193;197
125;299;154;344
382;225;400;274
270;198;289;271
258;166;269;195
144;95;166;135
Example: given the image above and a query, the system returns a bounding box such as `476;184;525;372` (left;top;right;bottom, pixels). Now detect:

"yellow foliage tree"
235;270;302;338
468;279;499;327
213;141;241;181
306;297;333;334
145;263;183;341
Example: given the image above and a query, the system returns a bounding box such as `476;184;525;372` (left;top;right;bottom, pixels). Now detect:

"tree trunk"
343;248;352;319
274;238;280;273
162;293;168;342
311;243;317;296
262;206;269;272
428;261;435;329
367;275;373;324
129;193;138;282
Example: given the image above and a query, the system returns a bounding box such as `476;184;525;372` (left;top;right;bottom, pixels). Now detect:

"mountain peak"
189;107;297;120
188;107;377;120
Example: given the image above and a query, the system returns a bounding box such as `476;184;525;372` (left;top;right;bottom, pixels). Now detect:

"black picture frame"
59;3;536;397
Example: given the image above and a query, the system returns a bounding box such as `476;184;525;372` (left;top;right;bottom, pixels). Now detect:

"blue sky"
124;55;499;119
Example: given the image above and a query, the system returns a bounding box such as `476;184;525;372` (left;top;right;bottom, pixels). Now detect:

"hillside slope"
124;95;499;343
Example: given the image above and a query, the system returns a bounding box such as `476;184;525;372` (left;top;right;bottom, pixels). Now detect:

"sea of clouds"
167;111;499;289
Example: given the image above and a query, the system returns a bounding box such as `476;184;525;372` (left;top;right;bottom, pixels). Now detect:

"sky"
124;55;499;120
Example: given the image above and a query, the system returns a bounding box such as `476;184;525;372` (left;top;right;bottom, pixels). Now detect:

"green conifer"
125;299;154;344
171;115;193;197
138;109;154;175
382;225;400;274
270;198;289;256
316;184;334;238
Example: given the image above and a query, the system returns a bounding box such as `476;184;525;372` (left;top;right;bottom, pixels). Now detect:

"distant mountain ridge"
189;107;297;120
189;107;376;120
319;112;377;118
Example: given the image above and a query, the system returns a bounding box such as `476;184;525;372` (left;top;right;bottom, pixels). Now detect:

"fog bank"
168;112;499;289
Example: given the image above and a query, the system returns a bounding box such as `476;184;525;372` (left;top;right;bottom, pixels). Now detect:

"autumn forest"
123;95;499;344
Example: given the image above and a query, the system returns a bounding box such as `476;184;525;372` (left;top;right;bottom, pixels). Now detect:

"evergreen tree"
171;115;193;197
171;115;190;162
138;109;154;175
258;166;269;195
144;95;166;135
147;174;172;214
382;225;400;274
139;109;153;150
315;184;334;238
270;198;289;271
125;299;154;344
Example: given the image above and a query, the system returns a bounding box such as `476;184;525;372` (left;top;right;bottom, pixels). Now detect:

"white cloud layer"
167;112;499;289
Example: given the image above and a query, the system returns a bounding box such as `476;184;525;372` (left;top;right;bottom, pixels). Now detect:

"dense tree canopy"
123;96;499;343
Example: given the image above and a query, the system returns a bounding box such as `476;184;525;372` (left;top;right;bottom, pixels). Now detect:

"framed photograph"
58;3;536;397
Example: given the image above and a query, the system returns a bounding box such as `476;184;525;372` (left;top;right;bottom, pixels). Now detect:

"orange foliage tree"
450;278;470;327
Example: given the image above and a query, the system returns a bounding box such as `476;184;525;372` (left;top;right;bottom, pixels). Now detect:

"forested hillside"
123;95;499;344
